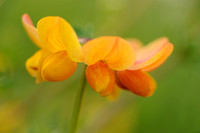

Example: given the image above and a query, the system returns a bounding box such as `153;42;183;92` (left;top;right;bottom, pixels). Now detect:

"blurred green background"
0;0;200;132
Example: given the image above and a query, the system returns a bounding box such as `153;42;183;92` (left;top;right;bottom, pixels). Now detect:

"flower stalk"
69;64;87;133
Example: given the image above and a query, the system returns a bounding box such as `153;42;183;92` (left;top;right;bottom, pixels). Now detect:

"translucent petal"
127;38;143;51
129;37;174;72
107;84;121;101
22;14;43;48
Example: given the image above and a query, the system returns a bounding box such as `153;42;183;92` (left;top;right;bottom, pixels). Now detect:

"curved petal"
83;36;136;70
37;16;83;62
83;37;116;65
142;43;174;72
41;50;77;82
26;49;51;83
26;50;41;78
117;70;156;97
85;61;115;97
104;37;136;70
22;14;43;48
129;37;174;72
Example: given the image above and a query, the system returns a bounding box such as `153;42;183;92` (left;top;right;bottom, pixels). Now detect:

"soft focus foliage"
0;0;200;133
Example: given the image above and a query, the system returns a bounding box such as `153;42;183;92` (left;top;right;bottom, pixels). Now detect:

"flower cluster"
22;14;173;98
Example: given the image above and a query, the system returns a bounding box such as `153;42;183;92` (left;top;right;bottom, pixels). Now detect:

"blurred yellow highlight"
0;102;24;133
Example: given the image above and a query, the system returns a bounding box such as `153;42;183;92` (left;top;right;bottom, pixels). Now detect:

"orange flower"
83;37;173;97
22;14;83;83
22;14;173;97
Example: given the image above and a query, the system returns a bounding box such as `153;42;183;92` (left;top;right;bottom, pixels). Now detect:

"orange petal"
22;14;43;48
104;37;136;70
37;16;83;62
117;70;156;97
41;50;77;82
83;37;116;65
85;61;115;97
129;37;174;72
83;36;136;70
26;49;51;83
115;71;127;90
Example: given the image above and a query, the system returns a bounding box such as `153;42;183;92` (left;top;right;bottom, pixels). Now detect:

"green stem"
69;65;87;133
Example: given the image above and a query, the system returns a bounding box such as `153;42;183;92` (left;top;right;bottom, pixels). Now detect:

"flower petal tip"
117;70;156;97
22;13;43;48
22;13;33;26
107;85;121;101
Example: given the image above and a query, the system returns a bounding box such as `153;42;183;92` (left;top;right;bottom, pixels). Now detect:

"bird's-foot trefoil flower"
22;14;83;83
22;14;174;133
83;36;173;97
22;14;173;98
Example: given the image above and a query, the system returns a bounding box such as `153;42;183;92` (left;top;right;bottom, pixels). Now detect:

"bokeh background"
0;0;200;132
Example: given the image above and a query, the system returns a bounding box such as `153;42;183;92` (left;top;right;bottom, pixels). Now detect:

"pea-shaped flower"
22;14;83;83
83;37;173;97
22;14;174;133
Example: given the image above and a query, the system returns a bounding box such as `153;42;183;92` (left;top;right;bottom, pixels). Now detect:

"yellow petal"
117;70;156;97
107;84;121;101
37;16;83;62
26;49;51;83
83;36;136;70
85;61;115;97
41;50;77;82
129;37;174;72
22;14;43;48
26;50;41;78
